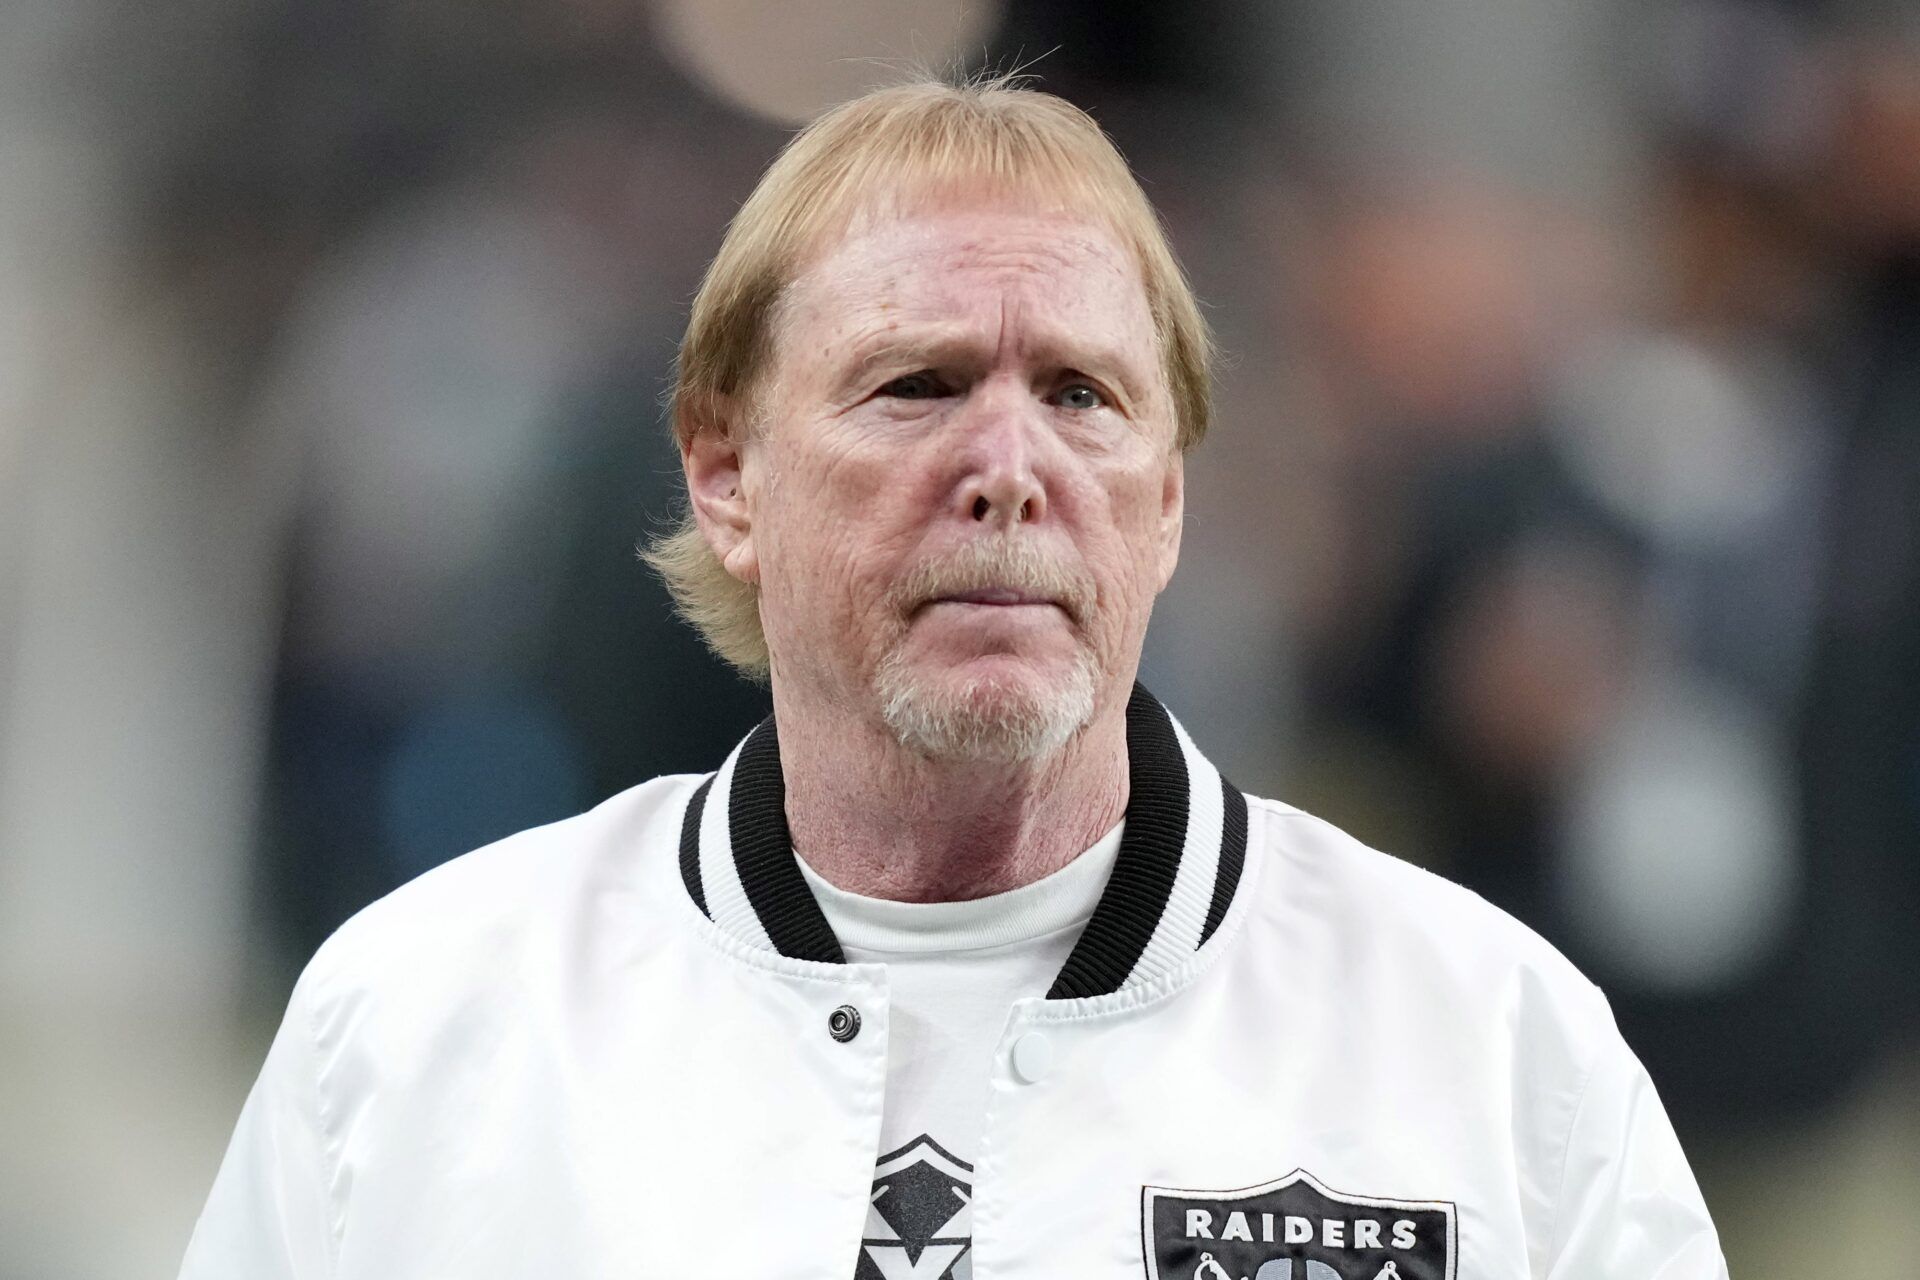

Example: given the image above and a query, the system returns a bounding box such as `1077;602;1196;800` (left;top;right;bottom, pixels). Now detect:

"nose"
955;388;1048;529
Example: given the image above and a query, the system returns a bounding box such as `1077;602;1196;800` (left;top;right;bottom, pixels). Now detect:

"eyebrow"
836;333;968;389
831;328;1150;406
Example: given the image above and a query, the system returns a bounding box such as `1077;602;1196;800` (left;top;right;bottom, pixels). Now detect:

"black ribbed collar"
678;683;1249;999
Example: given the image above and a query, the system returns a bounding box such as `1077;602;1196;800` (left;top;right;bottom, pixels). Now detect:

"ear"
681;394;762;586
1154;449;1184;591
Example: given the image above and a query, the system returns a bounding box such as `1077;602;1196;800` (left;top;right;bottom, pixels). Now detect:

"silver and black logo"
858;1135;973;1279
1142;1169;1455;1280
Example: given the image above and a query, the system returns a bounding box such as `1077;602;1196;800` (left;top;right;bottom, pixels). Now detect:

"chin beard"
873;648;1099;764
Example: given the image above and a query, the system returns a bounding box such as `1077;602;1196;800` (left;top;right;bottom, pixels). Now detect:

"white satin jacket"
179;688;1726;1279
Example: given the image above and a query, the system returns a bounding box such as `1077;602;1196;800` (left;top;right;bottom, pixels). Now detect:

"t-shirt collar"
794;820;1125;956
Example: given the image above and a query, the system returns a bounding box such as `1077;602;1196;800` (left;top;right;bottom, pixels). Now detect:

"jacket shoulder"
1243;795;1612;1028
297;772;703;1018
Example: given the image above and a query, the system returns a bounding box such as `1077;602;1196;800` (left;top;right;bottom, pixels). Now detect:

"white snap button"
1011;1031;1053;1084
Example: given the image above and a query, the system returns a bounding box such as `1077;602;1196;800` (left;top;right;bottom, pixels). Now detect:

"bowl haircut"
646;71;1215;676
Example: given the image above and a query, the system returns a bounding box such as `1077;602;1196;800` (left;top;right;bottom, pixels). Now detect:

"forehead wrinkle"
815;210;1135;299
805;203;1133;296
786;210;1161;402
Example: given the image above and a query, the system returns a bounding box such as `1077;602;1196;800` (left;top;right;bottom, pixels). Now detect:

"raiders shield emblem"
1142;1169;1456;1280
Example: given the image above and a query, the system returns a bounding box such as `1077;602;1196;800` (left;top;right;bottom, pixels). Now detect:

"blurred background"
3;0;1918;1273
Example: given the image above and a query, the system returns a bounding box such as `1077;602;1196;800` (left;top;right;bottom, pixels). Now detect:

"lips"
935;588;1059;607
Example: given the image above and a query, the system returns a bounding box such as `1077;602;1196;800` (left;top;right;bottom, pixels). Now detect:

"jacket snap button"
1011;1031;1053;1083
827;1005;861;1043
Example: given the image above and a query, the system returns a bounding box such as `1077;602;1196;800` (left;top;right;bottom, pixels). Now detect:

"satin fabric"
179;770;1726;1279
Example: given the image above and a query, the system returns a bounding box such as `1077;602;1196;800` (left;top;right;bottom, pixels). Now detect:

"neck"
772;682;1130;902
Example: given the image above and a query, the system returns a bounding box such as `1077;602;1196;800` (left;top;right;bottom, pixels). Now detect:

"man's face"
719;198;1183;759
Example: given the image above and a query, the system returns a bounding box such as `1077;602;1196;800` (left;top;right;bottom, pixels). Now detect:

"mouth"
931;587;1062;609
890;540;1090;629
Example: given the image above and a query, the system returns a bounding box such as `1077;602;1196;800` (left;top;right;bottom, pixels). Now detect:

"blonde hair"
644;72;1214;676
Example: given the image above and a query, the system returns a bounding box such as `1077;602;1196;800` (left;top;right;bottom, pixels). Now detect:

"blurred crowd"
2;0;1917;1275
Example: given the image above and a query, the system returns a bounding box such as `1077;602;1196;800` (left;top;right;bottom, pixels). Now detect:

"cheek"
756;439;921;627
1078;464;1176;627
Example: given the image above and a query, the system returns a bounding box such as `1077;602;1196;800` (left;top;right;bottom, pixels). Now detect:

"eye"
879;372;947;400
1050;381;1108;411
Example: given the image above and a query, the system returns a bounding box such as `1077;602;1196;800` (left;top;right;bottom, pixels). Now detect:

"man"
180;76;1727;1279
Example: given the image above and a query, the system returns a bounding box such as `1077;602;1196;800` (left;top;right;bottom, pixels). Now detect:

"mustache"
887;537;1095;625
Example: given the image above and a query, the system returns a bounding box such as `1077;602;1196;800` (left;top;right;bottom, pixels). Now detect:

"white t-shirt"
796;823;1123;1280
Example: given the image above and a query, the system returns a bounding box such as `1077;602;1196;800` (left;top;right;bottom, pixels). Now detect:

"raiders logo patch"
1142;1169;1456;1280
